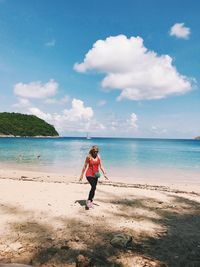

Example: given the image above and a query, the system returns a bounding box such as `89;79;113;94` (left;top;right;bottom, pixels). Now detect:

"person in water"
79;145;109;208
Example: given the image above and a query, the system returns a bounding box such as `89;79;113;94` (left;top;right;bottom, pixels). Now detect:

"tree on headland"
0;112;59;137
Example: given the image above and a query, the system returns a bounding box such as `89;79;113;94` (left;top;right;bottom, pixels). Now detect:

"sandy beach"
0;169;199;267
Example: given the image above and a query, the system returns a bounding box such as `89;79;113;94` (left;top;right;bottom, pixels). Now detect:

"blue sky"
0;0;200;138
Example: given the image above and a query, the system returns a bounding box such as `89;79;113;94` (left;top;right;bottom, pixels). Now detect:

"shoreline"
0;168;199;195
0;166;199;194
0;135;198;140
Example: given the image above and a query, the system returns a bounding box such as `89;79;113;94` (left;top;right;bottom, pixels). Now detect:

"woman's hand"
104;173;109;180
79;174;84;182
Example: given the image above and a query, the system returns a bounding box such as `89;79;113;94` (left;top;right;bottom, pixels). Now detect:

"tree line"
0;112;59;137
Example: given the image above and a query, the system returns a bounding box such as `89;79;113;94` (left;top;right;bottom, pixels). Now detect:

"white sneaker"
86;200;93;209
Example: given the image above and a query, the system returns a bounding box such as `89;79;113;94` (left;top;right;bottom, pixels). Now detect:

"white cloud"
74;35;193;101
13;98;31;108
14;79;58;99
85;120;106;132
29;107;53;121
170;23;190;39
151;126;157;131
127;113;138;130
102;113;138;134
45;39;56;47
27;98;100;135
44;95;69;105
151;125;167;135
110;121;118;131
25;101;140;136
63;98;93;121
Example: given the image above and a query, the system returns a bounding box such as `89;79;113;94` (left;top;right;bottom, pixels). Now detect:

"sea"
0;137;199;184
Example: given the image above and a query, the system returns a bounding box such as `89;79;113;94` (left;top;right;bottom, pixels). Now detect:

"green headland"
0;112;59;137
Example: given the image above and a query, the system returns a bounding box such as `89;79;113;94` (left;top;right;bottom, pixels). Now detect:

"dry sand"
0;169;200;267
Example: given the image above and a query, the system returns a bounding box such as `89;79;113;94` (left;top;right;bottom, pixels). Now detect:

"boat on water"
86;133;91;140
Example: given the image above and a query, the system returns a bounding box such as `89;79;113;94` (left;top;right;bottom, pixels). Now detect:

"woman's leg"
86;176;98;201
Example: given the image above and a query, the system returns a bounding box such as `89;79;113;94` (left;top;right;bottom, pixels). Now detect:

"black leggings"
86;176;98;201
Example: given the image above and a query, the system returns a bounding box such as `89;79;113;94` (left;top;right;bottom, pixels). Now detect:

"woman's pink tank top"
86;156;100;177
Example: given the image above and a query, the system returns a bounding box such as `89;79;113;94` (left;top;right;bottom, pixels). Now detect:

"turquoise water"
0;138;199;176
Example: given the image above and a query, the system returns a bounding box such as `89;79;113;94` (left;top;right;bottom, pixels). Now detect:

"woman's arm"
79;156;89;181
99;157;109;180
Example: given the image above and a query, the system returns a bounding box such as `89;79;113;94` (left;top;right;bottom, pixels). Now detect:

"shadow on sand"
0;190;200;266
75;200;86;207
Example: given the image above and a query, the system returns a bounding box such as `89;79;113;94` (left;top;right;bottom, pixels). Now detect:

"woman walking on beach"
79;145;108;209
